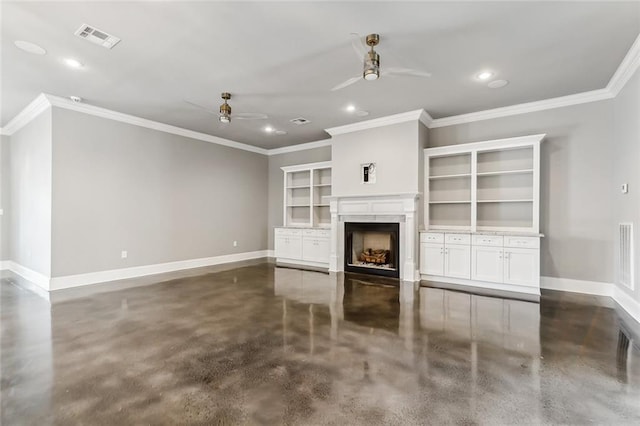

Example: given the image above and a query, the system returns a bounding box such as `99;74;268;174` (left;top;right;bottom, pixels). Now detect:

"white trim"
419;110;433;128
5;261;51;291
429;89;613;128
0;260;10;271
49;250;270;290
421;274;540;296
276;258;329;269
325;109;424;136
267;139;332;156
608;33;640;96
281;160;331;173
540;276;614;297
44;94;268;155
267;249;275;258
0;94;51;135
614;286;640;324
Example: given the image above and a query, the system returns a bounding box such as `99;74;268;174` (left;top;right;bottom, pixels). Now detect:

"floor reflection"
2;264;640;425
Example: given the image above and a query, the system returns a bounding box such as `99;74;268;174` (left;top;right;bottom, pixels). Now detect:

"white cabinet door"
302;238;329;263
471;246;503;283
275;235;302;260
444;244;471;279
503;248;539;287
420;242;444;276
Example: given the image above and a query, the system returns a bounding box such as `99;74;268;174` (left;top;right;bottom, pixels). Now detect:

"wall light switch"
121;250;128;259
622;183;629;194
233;241;238;247
0;208;3;215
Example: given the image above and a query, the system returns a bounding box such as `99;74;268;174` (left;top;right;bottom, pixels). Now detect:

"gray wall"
332;121;421;196
9;109;53;276
612;68;640;303
267;145;331;250
51;108;268;277
429;100;615;283
1;135;10;261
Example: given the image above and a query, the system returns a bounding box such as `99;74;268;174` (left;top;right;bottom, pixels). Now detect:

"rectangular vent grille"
290;117;311;125
619;223;634;289
74;23;120;49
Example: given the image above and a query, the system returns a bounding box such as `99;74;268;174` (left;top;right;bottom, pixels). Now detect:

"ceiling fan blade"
235;113;268;120
382;67;432;78
331;76;361;91
350;32;367;61
184;100;218;115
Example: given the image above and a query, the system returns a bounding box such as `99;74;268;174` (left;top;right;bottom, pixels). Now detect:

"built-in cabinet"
276;161;332;269
282;161;332;228
421;135;544;296
275;228;330;267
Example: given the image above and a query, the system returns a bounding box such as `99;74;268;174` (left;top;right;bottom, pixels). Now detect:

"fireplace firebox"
344;222;400;278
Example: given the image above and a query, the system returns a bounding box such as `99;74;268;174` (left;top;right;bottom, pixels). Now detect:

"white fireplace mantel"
328;193;421;282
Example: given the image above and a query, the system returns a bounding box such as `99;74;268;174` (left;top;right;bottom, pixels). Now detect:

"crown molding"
607;33;640;96
0;93;51;136
267;138;332;156
419;109;433;128
325;109;425;136
44;94;268;155
429;88;614;128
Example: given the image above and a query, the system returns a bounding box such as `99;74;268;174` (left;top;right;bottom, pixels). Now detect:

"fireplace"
344;222;400;278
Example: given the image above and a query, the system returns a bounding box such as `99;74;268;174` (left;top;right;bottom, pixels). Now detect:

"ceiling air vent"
74;24;121;49
290;117;311;125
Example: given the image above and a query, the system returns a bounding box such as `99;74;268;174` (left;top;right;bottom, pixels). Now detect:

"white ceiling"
1;1;639;149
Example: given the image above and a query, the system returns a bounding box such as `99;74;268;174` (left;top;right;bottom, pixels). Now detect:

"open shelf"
282;161;331;228
429;200;471;204
428;173;471;180
476;169;533;177
429;153;471;177
424;134;542;233
477;199;533;203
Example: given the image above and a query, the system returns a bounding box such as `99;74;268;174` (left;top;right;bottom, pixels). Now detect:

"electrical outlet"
233;241;238;247
121;250;128;259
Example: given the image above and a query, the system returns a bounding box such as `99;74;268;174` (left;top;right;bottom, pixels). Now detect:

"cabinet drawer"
303;229;330;239
420;232;444;243
275;227;302;236
504;236;540;249
445;234;471;245
472;235;504;247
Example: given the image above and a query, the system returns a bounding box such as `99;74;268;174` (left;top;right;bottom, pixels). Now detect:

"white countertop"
420;230;544;237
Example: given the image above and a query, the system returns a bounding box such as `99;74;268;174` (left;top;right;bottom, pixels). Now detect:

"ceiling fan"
185;92;268;123
331;33;432;91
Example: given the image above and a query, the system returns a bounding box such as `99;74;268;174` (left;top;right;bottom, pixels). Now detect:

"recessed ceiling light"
346;104;356;113
264;126;274;133
355;110;369;117
476;71;493;81
275;130;287;135
64;58;84;69
14;40;46;55
488;79;509;89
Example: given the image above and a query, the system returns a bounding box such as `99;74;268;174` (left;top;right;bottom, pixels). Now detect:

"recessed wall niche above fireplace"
345;222;400;278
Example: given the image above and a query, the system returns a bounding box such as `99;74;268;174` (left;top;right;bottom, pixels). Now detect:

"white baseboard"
614;286;640;324
4;261;51;291
267;249;275;258
422;274;541;296
49;250;270;290
0;260;11;271
540;276;614;297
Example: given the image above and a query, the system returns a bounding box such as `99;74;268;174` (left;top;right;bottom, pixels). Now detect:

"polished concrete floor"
2;263;640;425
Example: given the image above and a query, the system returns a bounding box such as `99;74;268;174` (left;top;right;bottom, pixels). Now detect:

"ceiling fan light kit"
219;92;232;123
363;33;380;81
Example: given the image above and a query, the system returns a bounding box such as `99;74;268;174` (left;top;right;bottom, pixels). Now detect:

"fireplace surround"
328;193;420;282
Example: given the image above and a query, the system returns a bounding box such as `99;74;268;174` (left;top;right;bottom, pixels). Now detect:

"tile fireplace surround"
328;193;420;282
